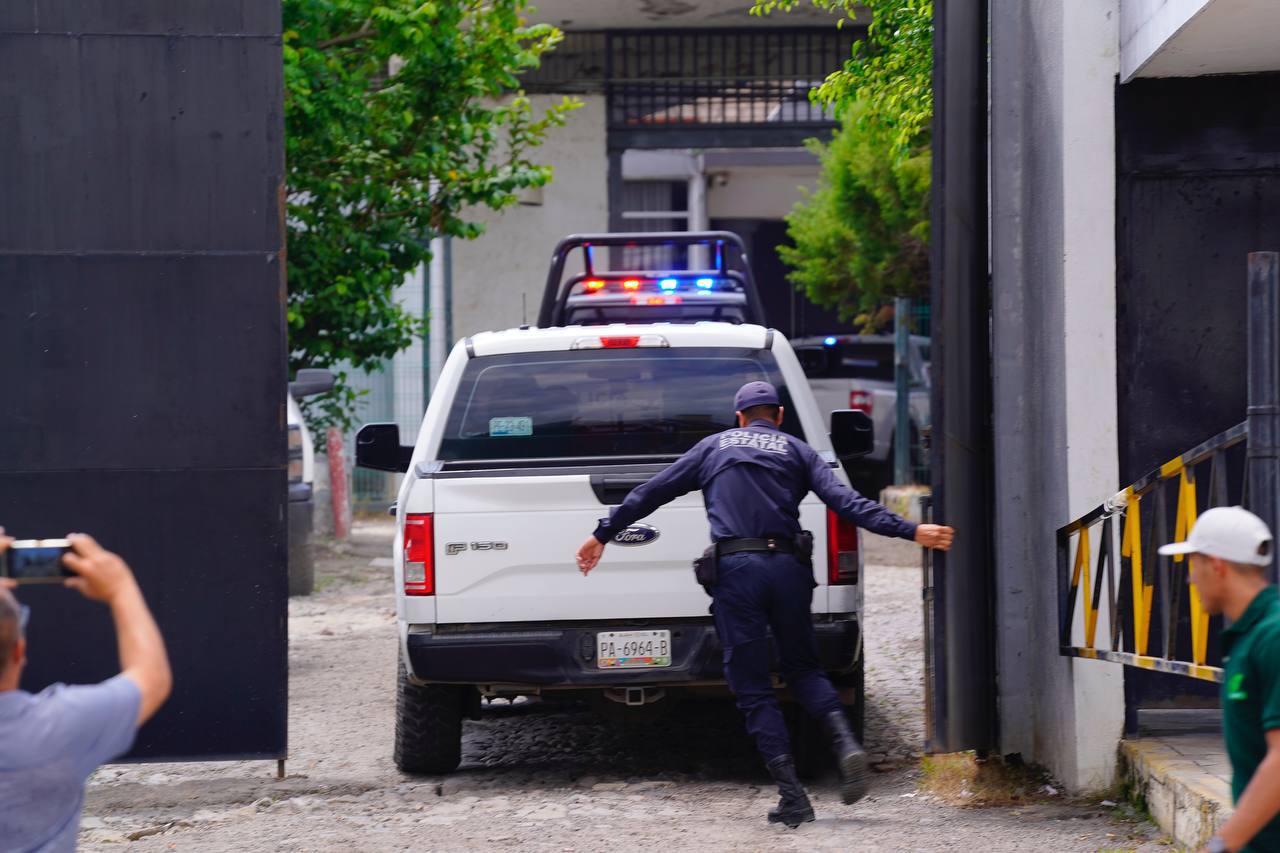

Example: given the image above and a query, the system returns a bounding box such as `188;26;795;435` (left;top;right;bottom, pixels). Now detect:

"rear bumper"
405;617;860;687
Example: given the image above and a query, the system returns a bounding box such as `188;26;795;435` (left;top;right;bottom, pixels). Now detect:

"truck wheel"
787;705;829;779
286;546;314;597
394;661;463;774
848;655;866;743
287;500;315;596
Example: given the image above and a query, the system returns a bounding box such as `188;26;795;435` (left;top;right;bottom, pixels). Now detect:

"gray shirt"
0;674;141;853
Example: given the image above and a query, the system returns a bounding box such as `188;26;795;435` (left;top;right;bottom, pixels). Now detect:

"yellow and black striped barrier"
1057;421;1248;684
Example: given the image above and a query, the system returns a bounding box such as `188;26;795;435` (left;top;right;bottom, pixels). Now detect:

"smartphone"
2;539;73;584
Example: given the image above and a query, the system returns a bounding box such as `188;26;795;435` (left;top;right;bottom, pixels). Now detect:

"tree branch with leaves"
284;0;579;428
751;0;932;326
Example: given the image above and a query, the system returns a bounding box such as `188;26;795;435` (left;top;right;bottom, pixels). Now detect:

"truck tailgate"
432;474;714;623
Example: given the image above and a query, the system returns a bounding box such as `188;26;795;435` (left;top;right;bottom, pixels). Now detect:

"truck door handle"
590;475;651;505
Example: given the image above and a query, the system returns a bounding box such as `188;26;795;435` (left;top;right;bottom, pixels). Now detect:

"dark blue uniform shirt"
593;419;918;544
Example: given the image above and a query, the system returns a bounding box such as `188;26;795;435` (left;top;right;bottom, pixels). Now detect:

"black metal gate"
0;3;287;761
1116;72;1280;720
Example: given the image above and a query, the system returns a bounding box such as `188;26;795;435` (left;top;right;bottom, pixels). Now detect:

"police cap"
734;381;780;412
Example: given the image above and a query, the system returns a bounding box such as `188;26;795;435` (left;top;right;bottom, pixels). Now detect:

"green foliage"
750;0;932;153
283;0;579;429
751;0;933;325
781;104;930;323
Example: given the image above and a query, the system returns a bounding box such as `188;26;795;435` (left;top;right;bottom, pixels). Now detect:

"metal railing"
1058;422;1249;683
1058;252;1280;684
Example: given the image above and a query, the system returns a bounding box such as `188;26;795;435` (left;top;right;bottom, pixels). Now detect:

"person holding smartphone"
0;529;172;852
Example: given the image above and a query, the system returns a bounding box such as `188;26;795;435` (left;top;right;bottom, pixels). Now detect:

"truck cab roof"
466;321;777;357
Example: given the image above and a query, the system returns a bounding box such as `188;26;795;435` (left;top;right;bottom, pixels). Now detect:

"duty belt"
716;537;796;557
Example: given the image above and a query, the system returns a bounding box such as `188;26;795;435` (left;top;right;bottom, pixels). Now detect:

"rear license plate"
596;630;672;669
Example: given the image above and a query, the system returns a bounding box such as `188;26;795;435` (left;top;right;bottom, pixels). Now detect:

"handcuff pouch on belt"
795;530;815;568
692;545;718;594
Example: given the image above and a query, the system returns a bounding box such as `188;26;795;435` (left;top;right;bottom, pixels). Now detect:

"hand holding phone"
61;534;138;603
1;539;74;585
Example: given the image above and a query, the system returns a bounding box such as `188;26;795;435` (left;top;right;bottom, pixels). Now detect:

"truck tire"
287;499;315;596
394;661;463;774
787;705;828;779
287;546;314;597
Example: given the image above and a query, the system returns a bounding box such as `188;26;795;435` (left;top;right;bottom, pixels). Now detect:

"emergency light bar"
572;276;725;296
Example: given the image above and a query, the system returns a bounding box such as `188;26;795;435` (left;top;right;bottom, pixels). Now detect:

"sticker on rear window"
489;417;533;437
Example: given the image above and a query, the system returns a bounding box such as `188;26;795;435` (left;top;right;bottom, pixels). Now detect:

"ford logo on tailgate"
613;524;660;546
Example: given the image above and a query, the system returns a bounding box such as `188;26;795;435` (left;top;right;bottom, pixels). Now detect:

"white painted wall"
707;167;818;220
1061;0;1127;792
448;94;608;342
1121;0;1280;81
990;0;1125;792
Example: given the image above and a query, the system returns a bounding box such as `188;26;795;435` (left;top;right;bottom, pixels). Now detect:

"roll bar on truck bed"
536;231;767;328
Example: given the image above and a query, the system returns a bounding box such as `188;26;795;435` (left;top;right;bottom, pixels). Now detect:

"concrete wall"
706;167;818;220
1121;0;1280;81
1120;0;1211;80
990;0;1125;791
448;94;609;342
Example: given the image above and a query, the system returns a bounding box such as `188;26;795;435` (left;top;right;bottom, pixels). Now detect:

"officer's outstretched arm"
806;446;954;549
576;441;706;575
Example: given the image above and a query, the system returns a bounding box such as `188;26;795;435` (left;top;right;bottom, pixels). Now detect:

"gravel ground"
78;523;1165;852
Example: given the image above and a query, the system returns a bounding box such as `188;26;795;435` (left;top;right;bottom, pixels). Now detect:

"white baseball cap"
1158;506;1274;567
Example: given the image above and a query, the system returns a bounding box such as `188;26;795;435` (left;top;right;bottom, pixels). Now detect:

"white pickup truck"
355;233;873;774
794;334;931;494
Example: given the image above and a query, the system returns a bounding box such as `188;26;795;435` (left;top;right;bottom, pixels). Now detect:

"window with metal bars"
521;28;861;131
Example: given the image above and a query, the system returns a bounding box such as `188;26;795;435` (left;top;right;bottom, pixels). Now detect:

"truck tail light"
849;390;873;415
287;425;304;484
827;509;859;585
403;513;434;596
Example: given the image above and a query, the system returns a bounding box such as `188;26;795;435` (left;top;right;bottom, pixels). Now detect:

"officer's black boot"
822;709;871;804
765;755;815;828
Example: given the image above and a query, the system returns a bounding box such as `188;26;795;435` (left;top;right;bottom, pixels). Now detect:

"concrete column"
990;0;1124;792
429;234;447;390
391;262;426;435
687;152;708;270
1060;0;1125;791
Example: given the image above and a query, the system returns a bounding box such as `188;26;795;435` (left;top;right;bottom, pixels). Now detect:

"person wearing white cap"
1160;506;1280;853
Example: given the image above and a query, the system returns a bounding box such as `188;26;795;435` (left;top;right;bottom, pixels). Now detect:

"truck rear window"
799;342;895;381
439;347;804;461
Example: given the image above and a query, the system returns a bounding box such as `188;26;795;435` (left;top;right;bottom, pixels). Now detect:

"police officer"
575;381;955;827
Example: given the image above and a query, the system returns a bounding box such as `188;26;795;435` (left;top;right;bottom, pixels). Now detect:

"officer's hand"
577;537;605;576
915;524;955;551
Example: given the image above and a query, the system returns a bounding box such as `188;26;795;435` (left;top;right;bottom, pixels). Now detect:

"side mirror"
830;409;874;459
289;368;336;399
355;423;414;473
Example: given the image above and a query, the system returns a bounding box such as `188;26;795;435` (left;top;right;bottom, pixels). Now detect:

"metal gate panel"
0;3;286;760
1116;72;1280;717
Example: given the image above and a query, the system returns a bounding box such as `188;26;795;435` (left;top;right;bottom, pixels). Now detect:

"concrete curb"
1119;738;1232;850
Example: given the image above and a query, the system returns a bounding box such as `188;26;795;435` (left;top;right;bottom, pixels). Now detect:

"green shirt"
1223;585;1280;853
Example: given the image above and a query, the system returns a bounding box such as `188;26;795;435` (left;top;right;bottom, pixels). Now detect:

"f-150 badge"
446;542;509;556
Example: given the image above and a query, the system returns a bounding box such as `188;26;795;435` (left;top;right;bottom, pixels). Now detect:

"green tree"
284;0;578;427
751;0;932;325
751;0;932;151
781;103;930;323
